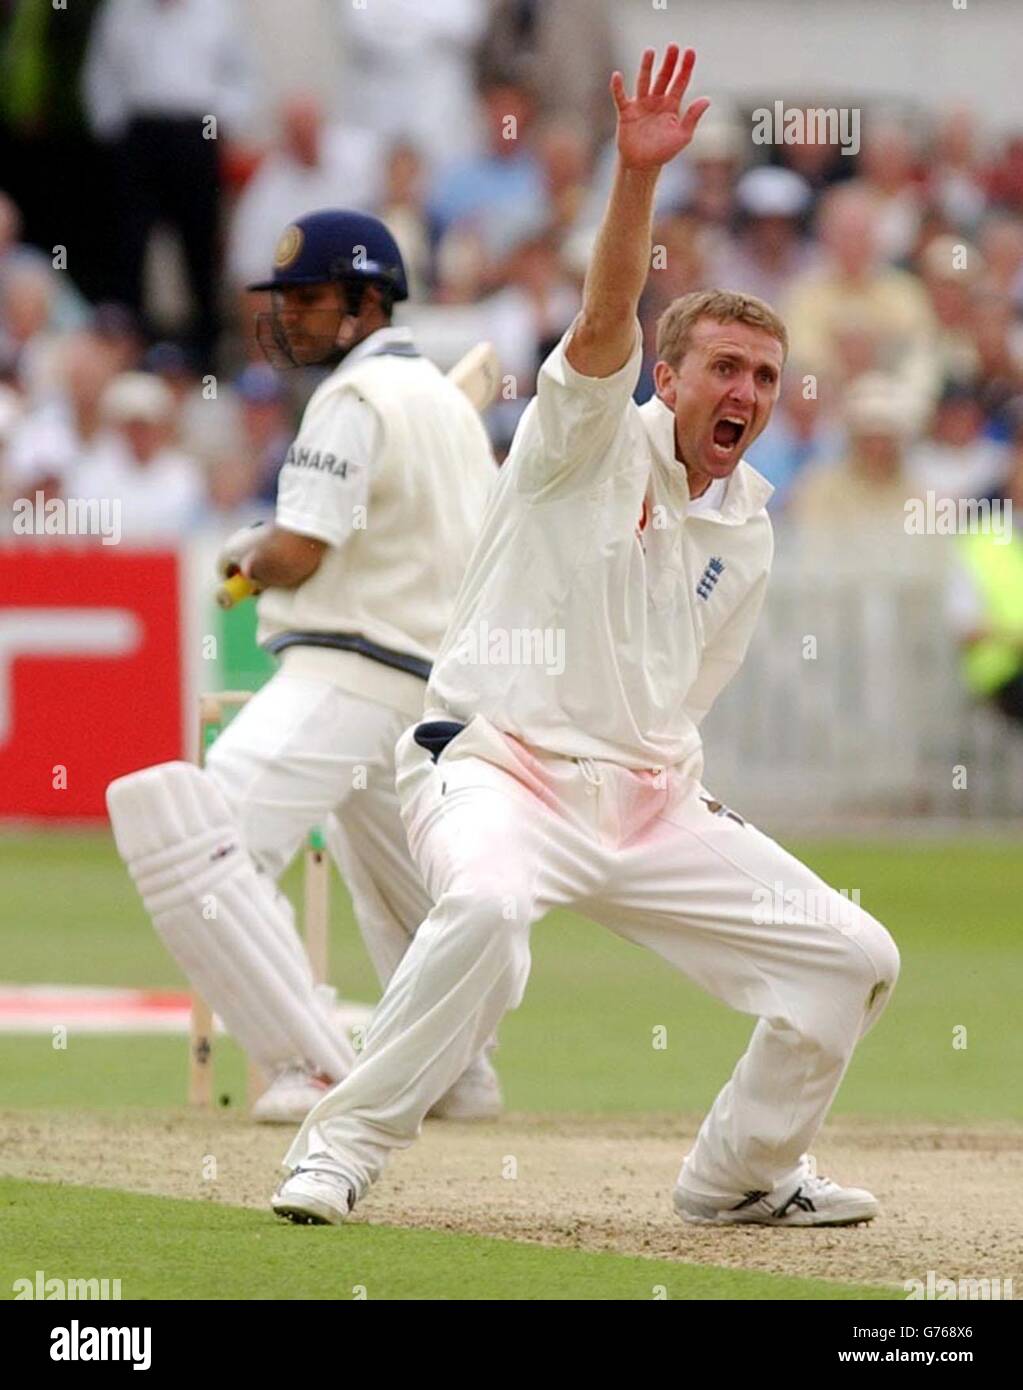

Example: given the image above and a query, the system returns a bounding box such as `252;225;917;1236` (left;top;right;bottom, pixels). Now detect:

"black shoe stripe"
730;1189;770;1211
772;1185;817;1218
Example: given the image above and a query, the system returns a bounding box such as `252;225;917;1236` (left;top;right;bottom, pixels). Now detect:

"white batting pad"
106;761;355;1079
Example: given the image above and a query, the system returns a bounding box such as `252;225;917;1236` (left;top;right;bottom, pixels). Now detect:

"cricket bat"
216;341;500;609
446;339;501;413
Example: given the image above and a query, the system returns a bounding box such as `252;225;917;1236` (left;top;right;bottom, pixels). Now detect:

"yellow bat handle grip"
216;572;257;609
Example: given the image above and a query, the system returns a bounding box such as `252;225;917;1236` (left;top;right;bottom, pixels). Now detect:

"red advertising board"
0;546;183;820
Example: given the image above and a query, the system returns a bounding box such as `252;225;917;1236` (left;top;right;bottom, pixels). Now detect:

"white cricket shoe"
673;1157;879;1227
251;1065;333;1125
428;1052;503;1121
272;1164;354;1226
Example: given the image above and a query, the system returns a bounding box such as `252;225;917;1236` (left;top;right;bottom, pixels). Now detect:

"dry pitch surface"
1;1110;1020;1295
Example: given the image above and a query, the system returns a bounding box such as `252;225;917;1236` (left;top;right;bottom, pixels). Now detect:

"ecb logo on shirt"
696;557;725;601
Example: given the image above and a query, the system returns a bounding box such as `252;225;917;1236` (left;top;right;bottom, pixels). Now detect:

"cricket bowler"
273;48;900;1226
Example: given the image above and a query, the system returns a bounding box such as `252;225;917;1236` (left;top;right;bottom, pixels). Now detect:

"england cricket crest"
696;556;725;601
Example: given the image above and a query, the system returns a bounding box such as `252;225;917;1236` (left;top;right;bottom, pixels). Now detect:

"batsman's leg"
108;672;407;1090
106;759;353;1081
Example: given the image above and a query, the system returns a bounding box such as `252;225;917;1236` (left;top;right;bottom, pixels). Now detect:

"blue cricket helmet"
248;208;409;301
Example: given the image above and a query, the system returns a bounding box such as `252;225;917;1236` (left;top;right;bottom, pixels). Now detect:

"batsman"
274;49;900;1227
107;210;501;1123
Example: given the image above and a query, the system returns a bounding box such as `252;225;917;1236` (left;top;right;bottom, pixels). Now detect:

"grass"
0;1179;899;1301
1;830;1018;1301
1;833;1020;1122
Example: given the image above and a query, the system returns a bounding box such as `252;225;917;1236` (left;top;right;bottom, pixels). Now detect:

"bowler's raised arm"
566;45;710;379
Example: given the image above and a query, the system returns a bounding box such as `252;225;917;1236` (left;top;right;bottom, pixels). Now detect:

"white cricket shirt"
257;326;497;718
423;316;774;769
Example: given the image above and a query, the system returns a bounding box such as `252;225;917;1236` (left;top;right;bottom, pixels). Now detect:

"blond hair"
655;289;789;369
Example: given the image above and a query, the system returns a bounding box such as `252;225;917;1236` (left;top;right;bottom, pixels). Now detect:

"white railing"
700;529;1023;822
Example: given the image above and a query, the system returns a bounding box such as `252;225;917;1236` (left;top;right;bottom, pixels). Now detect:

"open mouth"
711;416;747;458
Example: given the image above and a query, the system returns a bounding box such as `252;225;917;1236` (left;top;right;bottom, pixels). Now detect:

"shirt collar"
638;395;774;525
338;325;418;374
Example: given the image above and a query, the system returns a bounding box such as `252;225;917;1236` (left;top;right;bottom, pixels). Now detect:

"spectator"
918;234;984;385
644;214;710;318
977;212;1023;315
791;373;916;534
82;0;255;370
710;165;816;308
902;205;958;275
376;142;431;302
334;0;487;173
478;226;580;449
971;290;1023;436
477;0;615;150
89;302;144;375
0;0;114;304
233;364;292;507
3;330;120;499
775;106;856;196
946;444;1023;727
784;183;939;427
930;107;989;233
433;224;489;305
205;452;270;531
857;117;925;264
143;340;237;469
745;365;842;512
0;383;24;501
75;371;204;539
685;114;746;228
907;381;1009;502
0;191;90;331
0;262;63;400
986;133;1023;217
427;74;547;258
227;95;384;298
562;133;693;279
535;117;593;237
143;340;201;415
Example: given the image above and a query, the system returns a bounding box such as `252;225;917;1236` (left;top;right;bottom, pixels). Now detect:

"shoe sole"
679;1208;877;1227
271;1195;347;1226
674;1193;878;1227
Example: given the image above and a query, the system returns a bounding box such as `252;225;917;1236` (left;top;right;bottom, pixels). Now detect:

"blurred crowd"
1;0;1022;568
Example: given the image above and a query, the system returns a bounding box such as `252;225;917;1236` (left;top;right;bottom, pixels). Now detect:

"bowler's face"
656;318;784;481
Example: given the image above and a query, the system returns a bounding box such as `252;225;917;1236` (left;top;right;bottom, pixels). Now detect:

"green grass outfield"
1;833;1020;1120
0;831;1019;1301
0;1179;898;1301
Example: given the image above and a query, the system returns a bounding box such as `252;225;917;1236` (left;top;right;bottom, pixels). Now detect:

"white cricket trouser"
204;667;432;999
284;715;900;1202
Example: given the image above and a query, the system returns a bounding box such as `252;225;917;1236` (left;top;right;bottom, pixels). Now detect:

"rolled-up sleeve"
513;315;644;499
